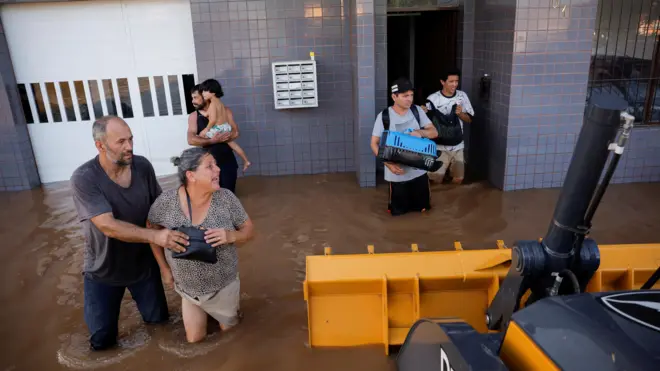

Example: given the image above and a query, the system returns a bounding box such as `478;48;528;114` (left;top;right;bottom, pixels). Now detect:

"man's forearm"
458;112;472;123
188;133;214;147
230;222;254;245
371;141;379;156
97;217;157;244
418;127;438;139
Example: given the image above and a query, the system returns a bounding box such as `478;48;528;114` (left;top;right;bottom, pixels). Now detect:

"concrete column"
352;0;383;187
471;0;518;189
0;20;40;191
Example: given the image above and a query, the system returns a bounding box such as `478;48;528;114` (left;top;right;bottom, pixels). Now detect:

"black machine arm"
486;92;634;331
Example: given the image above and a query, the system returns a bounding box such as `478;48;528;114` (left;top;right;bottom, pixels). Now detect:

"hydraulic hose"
584;112;635;227
561;269;581;294
549;269;581;296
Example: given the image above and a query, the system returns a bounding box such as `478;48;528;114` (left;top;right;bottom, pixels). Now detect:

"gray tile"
258;130;276;146
311;143;329;161
276;145;294;162
292;125;311;144
295;161;312;174
309;125;327;144
328;143;345;160
275;131;293;146
327;125;344;143
258;146;277;164
293;143;311;162
313;160;329;174
196;41;215;61
276;162;295;175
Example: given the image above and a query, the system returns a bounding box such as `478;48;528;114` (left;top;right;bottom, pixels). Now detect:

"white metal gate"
2;0;198;183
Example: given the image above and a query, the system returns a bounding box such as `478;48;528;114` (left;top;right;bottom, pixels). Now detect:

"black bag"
425;100;464;146
171;188;218;264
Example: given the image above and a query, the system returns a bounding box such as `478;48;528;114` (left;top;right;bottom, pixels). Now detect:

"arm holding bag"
171;188;218;264
425;100;464;146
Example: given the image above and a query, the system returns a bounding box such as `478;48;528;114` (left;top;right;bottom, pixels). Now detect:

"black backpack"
425;100;464;146
381;105;422;131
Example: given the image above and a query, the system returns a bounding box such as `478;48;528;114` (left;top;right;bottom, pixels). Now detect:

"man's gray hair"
92;115;120;142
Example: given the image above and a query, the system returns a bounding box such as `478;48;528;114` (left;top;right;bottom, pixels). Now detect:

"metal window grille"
589;0;660;125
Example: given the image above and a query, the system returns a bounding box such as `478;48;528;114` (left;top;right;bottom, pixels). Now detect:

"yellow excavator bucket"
302;242;660;354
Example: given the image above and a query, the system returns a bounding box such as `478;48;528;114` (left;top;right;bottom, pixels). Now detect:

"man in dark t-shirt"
70;116;190;350
186;83;239;193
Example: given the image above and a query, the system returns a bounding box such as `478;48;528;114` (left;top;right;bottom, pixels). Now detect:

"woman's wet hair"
170;147;211;186
200;79;224;98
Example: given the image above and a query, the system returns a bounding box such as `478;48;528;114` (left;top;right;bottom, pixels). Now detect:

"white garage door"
1;0;198;183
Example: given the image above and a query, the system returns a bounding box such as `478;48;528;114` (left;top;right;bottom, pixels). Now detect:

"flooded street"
0;173;659;371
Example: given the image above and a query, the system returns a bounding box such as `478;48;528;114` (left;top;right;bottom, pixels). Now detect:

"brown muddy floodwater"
0;173;659;371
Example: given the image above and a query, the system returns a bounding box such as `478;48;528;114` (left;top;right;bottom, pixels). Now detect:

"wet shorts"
175;275;240;327
388;173;431;216
429;149;464;181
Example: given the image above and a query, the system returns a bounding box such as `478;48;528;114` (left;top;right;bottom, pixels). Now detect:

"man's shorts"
175;275;240;327
429;149;464;181
388;173;431;216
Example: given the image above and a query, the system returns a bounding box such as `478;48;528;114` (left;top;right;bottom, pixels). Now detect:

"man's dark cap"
391;78;414;94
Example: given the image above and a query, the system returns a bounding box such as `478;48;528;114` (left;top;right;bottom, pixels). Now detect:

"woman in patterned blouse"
147;147;254;343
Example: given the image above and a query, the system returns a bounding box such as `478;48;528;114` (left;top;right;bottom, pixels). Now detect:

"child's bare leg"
227;141;251;171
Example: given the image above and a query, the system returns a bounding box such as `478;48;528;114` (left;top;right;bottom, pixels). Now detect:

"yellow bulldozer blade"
302;242;660;355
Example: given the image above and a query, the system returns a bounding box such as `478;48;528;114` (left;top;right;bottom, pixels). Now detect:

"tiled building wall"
458;0;475;99
456;1;471;166
503;0;660;190
374;0;388;117
504;0;598;191
353;0;379;187
349;0;360;182
372;1;387;184
190;0;355;178
0;19;40;191
471;0;518;189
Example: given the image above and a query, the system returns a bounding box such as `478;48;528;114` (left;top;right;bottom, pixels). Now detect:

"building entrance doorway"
386;9;459;106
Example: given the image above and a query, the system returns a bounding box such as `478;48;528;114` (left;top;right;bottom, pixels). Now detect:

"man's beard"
193;101;209;110
105;150;132;167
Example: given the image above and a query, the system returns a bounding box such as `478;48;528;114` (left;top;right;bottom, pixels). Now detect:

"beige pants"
429;149;465;181
175;276;240;327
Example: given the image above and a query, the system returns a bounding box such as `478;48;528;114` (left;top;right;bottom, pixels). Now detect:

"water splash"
56;328;150;369
157;314;238;359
